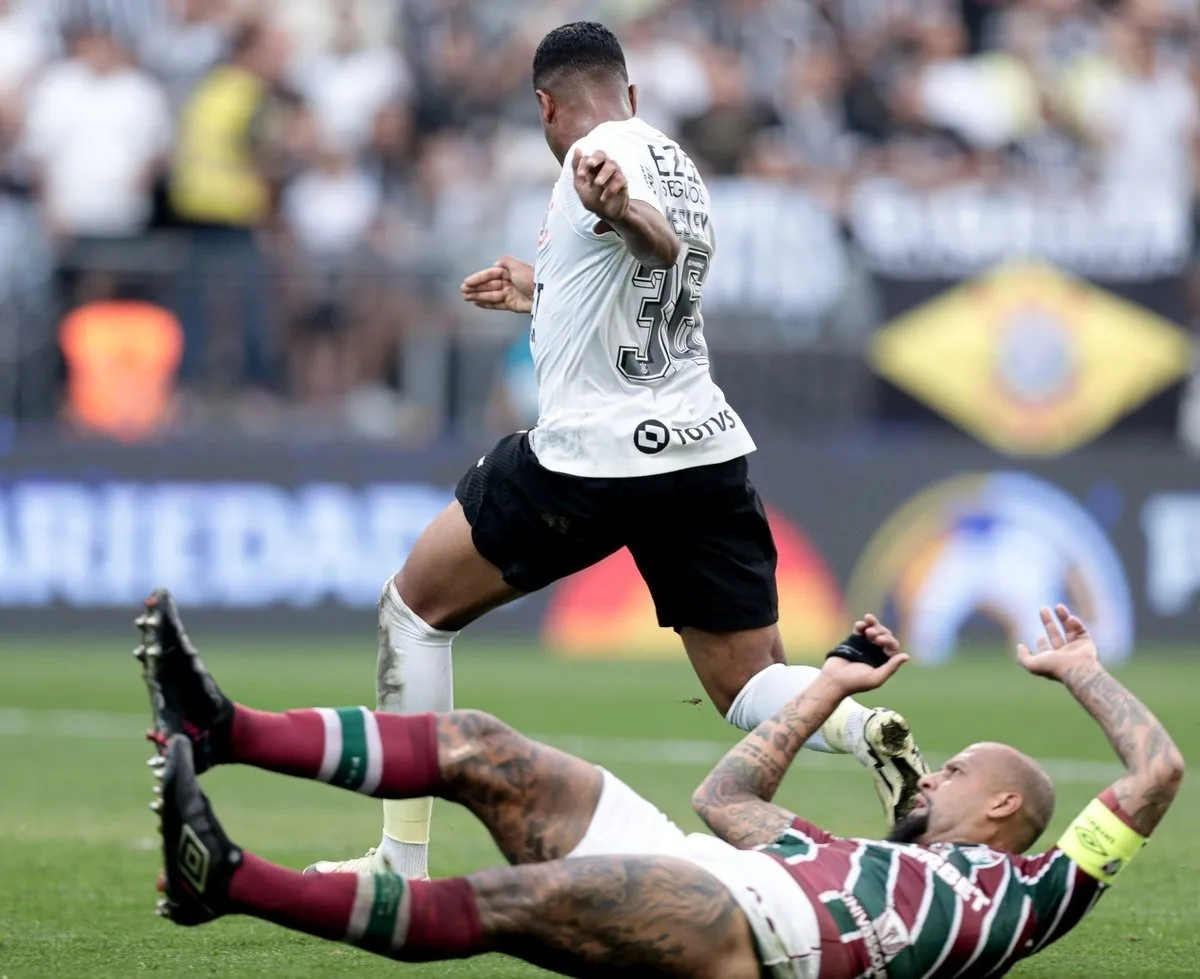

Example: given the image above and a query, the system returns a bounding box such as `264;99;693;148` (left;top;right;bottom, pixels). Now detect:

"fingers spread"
1040;606;1064;648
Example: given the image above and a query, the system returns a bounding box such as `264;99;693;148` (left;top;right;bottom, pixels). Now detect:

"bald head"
973;743;1056;852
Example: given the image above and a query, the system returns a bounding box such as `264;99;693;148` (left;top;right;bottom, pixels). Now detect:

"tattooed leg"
226;853;760;979
228;705;602;865
435;711;604;864
468;857;761;979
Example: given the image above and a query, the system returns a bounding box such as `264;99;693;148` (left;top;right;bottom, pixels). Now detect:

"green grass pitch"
2;637;1198;977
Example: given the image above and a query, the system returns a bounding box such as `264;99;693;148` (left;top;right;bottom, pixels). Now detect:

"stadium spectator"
138;0;233;112
168;17;289;396
20;18;172;315
0;0;1194;447
280;122;385;418
1065;0;1200;199
289;0;410;156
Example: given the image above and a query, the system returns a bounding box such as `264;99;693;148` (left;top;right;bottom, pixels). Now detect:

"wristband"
825;633;890;669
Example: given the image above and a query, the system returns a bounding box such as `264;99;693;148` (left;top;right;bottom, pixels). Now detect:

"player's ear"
628;83;638;115
535;89;554;126
987;791;1023;821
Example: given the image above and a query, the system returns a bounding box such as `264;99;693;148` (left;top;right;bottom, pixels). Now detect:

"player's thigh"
445;432;622;604
438;710;606;866
565;768;688;860
470;856;762;979
395;499;522;630
629;459;783;712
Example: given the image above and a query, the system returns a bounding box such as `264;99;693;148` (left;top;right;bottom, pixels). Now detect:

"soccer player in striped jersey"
139;593;1181;978
693;603;1185;977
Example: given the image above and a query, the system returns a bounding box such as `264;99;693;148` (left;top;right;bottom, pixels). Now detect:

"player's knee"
391;567;450;630
448;709;518;753
722;662;790;731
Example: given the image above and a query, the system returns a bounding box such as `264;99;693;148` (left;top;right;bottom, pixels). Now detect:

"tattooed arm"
693;616;910;848
1018;606;1185;836
692;675;847;847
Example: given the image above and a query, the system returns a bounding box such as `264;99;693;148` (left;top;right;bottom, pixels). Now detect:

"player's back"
762;819;1107;978
528;116;755;478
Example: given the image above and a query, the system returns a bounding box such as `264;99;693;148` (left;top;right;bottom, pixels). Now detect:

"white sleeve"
564;125;665;237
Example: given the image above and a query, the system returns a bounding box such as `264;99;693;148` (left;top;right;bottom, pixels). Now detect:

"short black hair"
532;21;627;90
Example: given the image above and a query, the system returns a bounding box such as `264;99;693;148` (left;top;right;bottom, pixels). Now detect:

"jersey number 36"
618;246;711;382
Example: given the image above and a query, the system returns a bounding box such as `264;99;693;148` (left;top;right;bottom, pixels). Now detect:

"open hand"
821;613;910;695
572;149;630;223
461;255;534;314
1017;604;1100;682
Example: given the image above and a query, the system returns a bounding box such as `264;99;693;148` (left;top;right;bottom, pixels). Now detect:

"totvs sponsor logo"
633;410;738;455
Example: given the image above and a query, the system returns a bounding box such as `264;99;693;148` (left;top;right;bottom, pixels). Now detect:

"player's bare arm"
573;148;680;269
461;255;535;313
693;616;909;847
1018;604;1185;836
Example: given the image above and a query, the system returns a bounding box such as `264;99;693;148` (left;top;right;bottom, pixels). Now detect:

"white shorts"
567;768;822;979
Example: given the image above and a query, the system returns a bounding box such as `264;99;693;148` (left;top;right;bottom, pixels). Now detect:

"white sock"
724;663;868;754
374;578;456;878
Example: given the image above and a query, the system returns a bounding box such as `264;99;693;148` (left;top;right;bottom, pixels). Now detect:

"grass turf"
1;638;1198;977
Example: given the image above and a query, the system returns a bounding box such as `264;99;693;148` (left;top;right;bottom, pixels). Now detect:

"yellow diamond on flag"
868;261;1192;456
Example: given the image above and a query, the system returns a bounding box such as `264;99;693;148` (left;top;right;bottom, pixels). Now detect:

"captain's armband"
1057;798;1148;884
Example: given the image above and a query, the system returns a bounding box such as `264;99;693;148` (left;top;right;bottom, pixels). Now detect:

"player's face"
911;748;993;842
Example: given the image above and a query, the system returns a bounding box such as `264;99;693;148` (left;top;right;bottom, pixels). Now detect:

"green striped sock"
315;707;384;794
344;872;411;954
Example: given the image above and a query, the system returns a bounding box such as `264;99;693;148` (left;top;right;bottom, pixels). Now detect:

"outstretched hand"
461;255;534;314
821;613;910;695
1016;604;1101;682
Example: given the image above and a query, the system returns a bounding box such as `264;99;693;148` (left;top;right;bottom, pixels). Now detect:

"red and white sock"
229;707;441;798
228;856;483;960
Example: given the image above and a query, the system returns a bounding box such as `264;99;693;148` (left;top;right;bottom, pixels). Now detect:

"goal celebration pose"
140;592;1182;978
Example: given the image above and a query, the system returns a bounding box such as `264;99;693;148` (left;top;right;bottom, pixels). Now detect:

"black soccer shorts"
455;432;779;632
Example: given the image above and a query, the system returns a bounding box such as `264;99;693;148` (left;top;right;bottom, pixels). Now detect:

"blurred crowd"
0;0;1197;442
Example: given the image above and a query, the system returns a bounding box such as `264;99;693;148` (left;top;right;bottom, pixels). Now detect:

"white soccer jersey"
526;117;756;478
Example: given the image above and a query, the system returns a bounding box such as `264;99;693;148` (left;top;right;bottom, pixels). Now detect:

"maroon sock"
404;878;485;960
229;853;359;941
231;707;441;798
229;857;484;962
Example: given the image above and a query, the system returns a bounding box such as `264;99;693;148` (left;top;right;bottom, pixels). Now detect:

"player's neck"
554;101;634;163
919;827;1011;851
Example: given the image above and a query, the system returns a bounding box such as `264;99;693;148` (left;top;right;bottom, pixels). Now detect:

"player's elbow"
638;237;679;270
1158;746;1186;791
657;236;682;268
691;779;722;827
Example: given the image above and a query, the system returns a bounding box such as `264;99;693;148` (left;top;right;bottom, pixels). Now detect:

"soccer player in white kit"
308;22;928;880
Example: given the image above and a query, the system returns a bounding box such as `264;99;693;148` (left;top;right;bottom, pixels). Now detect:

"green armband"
1058;798;1147;884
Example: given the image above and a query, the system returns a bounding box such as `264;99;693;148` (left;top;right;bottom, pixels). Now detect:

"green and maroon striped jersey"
759;802;1117;978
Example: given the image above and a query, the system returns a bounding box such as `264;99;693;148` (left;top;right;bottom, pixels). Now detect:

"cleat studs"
146;756;166;769
133;645;147;661
152;784;162;795
149;800;162;813
145;643;161;658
